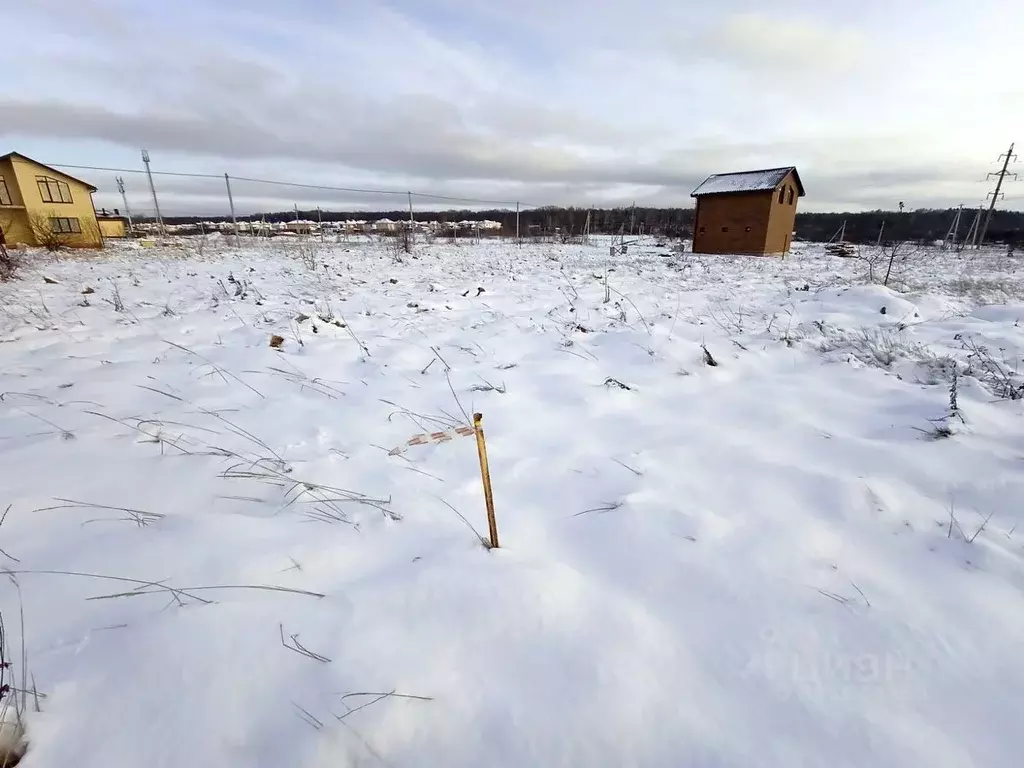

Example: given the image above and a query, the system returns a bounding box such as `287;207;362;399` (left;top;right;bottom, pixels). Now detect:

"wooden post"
473;412;499;549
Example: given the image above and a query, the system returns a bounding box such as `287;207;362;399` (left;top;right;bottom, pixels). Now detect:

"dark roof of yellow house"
0;151;98;192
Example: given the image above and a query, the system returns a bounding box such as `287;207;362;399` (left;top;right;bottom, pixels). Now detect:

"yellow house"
0;152;103;248
96;209;129;239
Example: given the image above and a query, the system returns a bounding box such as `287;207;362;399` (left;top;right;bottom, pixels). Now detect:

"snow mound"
796;285;921;326
969;304;1024;324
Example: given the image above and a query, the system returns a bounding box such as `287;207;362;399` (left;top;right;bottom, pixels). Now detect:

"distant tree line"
161;205;1024;246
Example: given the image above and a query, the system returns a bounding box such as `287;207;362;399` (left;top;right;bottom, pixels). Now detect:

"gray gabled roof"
691;167;804;198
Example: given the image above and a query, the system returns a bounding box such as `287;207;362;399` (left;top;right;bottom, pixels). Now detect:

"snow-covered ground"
1;236;1022;767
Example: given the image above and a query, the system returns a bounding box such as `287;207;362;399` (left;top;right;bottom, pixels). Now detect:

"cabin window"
698;226;706;234
778;187;785;204
745;226;752;232
37;176;73;204
721;226;729;233
0;178;11;206
50;217;81;234
787;187;794;205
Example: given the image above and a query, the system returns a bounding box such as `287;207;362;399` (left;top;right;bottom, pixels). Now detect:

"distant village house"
96;208;130;238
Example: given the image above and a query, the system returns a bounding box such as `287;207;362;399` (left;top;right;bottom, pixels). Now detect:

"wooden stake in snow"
473;412;499;549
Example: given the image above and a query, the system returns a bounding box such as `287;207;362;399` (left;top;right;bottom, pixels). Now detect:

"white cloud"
705;12;865;72
1;0;1021;213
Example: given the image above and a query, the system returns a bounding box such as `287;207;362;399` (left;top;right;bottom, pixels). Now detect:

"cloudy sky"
2;0;1022;215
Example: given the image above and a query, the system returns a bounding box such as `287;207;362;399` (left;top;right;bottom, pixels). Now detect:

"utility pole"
828;220;846;243
406;191;414;253
140;149;164;237
943;205;963;250
115;176;134;235
963;206;983;250
979;143;1018;247
515;201;521;247
224;174;238;246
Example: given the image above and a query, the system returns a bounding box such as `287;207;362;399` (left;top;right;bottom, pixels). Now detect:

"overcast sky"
3;0;1022;215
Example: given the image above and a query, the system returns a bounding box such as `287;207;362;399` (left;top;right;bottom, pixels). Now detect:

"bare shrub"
27;213;68;253
0;245;19;282
819;326;932;369
957;334;1023;400
295;238;321;271
385;230;407;264
0;567;34;768
853;241;920;286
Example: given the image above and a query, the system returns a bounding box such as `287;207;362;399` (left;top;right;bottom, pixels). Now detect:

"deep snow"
1;236;1022;767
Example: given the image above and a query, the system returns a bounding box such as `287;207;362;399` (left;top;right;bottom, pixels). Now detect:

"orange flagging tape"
390;425;475;455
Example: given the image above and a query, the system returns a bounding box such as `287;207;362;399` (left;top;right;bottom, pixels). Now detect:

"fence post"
224;173;238;245
473;412;499;549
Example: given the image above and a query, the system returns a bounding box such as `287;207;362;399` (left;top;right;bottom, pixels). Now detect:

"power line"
43;162;540;208
43;163;221;180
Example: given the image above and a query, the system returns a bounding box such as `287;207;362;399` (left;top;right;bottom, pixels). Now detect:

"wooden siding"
693;192;774;254
765;171;799;254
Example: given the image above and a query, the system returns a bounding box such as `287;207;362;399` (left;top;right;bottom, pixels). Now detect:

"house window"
778;187;785;204
50;217;81;234
787;187;794;205
36;176;73;204
0;178;11;206
721;226;729;233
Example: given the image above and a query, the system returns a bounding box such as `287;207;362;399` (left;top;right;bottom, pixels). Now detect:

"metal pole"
224;174;238;246
317;206;324;242
980;142;1016;248
407;191;415;253
140;149;164;237
963;206;982;249
944;204;962;250
115;176;135;235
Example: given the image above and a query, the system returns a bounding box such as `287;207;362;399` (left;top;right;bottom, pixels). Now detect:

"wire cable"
44;163;539;208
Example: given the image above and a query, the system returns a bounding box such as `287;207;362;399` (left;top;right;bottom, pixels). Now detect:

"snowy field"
1;235;1023;767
